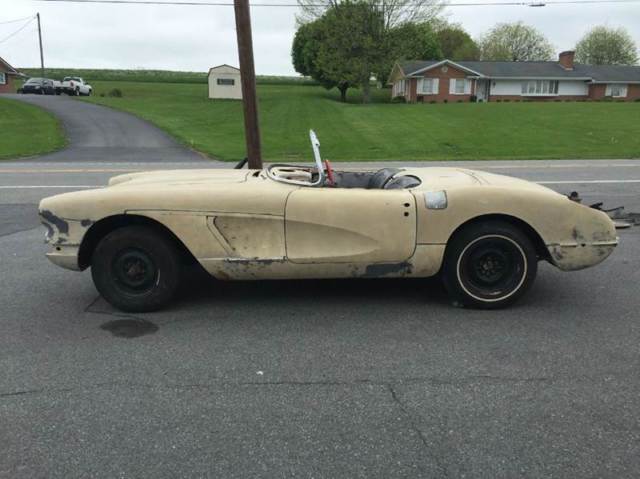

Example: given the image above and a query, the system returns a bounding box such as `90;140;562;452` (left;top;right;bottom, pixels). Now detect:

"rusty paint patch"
363;262;413;278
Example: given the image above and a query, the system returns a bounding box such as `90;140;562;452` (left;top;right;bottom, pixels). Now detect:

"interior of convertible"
265;130;422;190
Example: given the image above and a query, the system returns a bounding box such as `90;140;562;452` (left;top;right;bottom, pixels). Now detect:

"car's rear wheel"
91;225;183;312
442;221;537;309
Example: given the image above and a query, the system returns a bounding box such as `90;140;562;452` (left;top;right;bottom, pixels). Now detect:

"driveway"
4;94;207;163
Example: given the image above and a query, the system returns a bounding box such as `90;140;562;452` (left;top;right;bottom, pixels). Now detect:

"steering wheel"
324;160;335;186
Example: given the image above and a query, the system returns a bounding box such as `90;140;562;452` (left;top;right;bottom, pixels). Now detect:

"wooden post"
233;0;262;169
36;13;45;79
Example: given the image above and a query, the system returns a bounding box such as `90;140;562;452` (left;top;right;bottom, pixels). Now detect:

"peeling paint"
363;262;413;278
39;209;69;234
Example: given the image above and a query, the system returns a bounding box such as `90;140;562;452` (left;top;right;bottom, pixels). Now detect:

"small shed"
0;56;21;94
208;64;242;100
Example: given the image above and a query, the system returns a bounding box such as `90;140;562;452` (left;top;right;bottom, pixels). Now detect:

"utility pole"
36;13;45;79
233;0;262;169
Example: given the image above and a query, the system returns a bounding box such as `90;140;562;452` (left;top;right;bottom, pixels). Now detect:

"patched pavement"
1;160;639;478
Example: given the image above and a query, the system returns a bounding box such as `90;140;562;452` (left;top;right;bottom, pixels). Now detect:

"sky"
0;0;639;75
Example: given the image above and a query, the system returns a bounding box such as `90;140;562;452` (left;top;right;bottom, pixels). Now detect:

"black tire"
91;225;183;312
442;221;537;309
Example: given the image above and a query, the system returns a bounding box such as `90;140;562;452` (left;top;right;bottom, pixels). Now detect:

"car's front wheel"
442;221;537;309
91;225;183;312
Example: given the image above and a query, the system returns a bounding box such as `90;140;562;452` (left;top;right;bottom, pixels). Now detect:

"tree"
575;26;638;65
291;19;354;101
291;2;385;103
296;0;443;29
479;22;554;61
377;22;442;84
434;23;480;60
315;3;386;103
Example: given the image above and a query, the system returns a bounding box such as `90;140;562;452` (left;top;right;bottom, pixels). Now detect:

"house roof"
208;64;240;75
399;60;640;82
0;56;20;75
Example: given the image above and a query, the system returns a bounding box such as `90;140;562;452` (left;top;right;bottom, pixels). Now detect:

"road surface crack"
387;384;450;478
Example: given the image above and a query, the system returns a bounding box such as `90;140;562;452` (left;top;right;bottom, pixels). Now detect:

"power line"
0;14;36;25
0;16;36;45
33;0;640;7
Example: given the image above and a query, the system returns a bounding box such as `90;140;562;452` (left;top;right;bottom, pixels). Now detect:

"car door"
285;188;416;264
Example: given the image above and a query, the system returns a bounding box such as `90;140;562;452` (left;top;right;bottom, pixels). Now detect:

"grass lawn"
84;81;640;162
0;97;66;160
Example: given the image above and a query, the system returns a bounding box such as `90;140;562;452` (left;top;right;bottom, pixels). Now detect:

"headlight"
424;190;448;210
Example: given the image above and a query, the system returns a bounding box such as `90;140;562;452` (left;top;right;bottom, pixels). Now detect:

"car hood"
108;169;252;187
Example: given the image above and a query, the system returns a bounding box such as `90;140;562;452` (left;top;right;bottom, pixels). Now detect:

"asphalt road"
2;97;640;477
1;160;639;478
3;94;207;163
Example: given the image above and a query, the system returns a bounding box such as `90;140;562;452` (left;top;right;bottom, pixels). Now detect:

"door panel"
285;189;416;263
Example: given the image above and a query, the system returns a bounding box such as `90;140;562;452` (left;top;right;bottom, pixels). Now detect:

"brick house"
389;51;640;103
0;56;21;94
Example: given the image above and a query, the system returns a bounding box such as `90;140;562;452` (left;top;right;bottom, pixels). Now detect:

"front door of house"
477;80;488;102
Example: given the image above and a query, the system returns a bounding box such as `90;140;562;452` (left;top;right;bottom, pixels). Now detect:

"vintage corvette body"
39;134;617;312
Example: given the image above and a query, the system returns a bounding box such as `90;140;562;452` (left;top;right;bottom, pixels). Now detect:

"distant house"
208;64;242;100
0;56;21;94
389;51;640;103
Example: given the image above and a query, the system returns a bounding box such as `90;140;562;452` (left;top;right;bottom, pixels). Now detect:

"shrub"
443;99;448;103
391;96;406;104
496;99;502;102
429;100;437;104
634;98;640;102
457;99;463;103
503;99;510;102
470;95;477;103
107;88;123;98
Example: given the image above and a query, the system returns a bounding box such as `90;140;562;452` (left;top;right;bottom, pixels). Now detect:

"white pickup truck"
61;76;92;96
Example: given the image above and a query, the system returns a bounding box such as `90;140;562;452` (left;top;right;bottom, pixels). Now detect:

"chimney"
559;50;575;70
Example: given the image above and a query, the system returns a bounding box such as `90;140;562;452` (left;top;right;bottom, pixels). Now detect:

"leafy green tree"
292;2;387;103
575;26;638;65
434;23;480;60
314;2;386;103
480;22;554;61
377;22;442;84
291;19;353;101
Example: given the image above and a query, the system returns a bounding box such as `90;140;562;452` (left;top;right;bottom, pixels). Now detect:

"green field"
20;67;317;85
0;97;66;160
82;81;640;162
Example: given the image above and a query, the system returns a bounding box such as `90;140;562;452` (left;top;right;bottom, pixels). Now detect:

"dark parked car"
18;78;61;95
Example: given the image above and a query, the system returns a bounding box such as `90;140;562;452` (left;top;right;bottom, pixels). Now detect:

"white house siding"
490;79;589;97
490;80;523;96
557;81;589;96
208;65;242;100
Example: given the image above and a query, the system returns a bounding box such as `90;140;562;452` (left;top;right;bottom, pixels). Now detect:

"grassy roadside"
84;81;640;162
0;97;66;160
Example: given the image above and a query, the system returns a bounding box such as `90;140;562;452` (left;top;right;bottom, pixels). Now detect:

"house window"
0;72;6;85
217;78;235;86
393;79;406;97
606;84;627;98
418;78;438;95
521;80;559;95
454;79;465;94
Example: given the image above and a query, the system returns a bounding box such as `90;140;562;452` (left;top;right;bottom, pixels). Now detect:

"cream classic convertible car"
39;131;617;312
